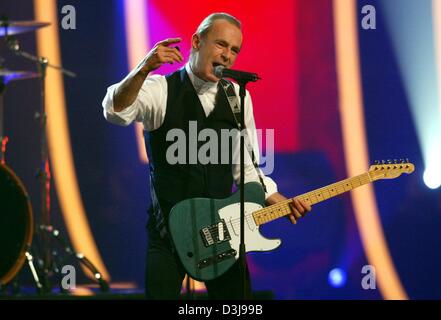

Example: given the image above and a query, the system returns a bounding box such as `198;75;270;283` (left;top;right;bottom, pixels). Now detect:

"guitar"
168;160;415;281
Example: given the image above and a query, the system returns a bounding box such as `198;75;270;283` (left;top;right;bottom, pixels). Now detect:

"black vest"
144;68;238;235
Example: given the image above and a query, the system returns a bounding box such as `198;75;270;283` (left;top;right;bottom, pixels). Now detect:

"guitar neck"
253;172;372;226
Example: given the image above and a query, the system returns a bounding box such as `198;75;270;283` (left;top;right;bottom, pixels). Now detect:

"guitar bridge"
200;219;231;247
198;249;237;269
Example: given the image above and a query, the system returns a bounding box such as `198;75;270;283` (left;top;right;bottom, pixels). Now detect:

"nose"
221;52;229;63
221;48;233;64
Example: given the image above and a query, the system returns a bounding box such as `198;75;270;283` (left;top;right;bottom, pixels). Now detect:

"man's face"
190;19;243;82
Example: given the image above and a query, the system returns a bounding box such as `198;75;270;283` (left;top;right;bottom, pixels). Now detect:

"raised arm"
113;38;184;112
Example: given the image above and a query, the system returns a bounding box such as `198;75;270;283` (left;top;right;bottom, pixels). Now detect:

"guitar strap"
219;79;268;193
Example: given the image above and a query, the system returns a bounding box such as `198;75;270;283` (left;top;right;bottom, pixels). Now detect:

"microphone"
214;65;260;82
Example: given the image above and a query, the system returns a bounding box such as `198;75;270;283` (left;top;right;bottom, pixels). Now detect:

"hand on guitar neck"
168;160;414;281
266;192;312;224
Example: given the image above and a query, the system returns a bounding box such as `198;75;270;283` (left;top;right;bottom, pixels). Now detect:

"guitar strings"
203;165;408;234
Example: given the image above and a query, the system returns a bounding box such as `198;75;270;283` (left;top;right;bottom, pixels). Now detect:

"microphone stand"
237;80;249;300
220;68;260;300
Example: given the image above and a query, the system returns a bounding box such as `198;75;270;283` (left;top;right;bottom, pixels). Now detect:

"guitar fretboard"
252;172;372;226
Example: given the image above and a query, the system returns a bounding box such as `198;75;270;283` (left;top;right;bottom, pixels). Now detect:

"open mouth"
212;62;224;68
212;63;225;78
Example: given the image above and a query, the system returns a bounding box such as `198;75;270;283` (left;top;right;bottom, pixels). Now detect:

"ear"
191;33;201;51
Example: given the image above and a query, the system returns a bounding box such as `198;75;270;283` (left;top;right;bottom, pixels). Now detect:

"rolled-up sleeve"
102;74;168;131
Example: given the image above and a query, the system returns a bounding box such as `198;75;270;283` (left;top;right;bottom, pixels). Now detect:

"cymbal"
0;20;50;37
0;69;40;84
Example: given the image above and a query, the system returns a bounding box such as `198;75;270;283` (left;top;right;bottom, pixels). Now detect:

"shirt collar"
185;63;218;95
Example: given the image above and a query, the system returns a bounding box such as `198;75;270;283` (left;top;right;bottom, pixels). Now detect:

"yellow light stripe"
34;0;109;281
70;287;94;296
434;0;441;116
333;0;408;299
123;0;149;163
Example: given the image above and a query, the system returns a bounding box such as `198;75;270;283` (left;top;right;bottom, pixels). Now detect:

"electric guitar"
168;160;415;281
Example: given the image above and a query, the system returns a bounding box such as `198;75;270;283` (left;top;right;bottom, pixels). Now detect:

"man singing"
102;12;311;299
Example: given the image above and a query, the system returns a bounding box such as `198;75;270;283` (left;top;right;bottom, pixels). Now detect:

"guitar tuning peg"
381;160;386;164
374;160;379;165
400;158;405;163
387;159;392;164
405;158;410;163
393;159;398;164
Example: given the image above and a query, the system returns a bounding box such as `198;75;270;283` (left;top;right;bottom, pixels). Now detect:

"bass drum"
0;163;33;285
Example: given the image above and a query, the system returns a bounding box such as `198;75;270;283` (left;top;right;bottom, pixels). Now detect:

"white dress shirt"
102;64;278;199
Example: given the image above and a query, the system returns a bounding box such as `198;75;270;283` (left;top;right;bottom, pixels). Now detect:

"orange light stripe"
123;0;149;164
333;0;408;299
34;0;109;281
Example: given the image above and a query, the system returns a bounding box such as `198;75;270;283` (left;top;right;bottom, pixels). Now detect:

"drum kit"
0;18;108;294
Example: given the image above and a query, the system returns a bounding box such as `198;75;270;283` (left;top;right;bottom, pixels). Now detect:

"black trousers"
145;226;251;300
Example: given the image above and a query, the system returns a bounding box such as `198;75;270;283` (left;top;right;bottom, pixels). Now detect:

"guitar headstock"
369;159;415;181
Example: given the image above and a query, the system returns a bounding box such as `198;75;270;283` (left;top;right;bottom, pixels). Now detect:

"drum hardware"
37;225;109;293
0;18;50;37
0;17;108;295
0;160;35;291
6;36;77;78
24;250;44;292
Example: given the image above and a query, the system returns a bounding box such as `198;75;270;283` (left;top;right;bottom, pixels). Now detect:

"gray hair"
196;13;242;38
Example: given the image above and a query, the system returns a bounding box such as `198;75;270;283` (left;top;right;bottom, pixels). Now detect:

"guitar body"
168;182;282;281
168;161;414;281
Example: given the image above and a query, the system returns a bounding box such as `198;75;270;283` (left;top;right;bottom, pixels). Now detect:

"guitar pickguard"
218;202;281;254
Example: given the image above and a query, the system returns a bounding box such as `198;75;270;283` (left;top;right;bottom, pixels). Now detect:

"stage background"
1;0;440;299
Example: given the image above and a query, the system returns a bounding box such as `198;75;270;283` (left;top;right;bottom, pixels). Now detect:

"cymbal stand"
6;36;108;294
